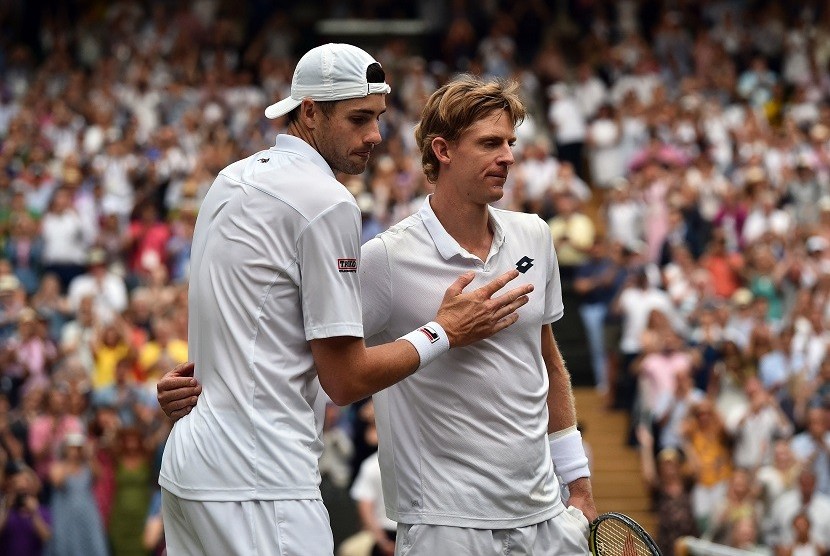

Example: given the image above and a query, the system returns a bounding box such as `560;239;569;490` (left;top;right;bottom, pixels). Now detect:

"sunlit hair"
414;75;526;183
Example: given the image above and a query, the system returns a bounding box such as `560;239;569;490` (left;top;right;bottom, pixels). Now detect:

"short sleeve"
359;237;392;340
543;219;564;324
297;202;364;340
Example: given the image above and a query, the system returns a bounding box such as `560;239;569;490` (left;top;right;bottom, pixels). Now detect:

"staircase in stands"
573;387;657;535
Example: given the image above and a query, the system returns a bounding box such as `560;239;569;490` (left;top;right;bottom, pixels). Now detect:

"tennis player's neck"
430;194;493;260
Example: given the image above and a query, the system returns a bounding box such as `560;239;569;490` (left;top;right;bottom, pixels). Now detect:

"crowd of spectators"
1;0;830;555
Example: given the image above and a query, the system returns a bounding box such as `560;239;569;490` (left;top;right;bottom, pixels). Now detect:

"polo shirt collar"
272;134;336;179
419;195;506;262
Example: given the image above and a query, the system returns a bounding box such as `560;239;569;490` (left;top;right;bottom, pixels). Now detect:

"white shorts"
394;507;590;556
161;488;334;556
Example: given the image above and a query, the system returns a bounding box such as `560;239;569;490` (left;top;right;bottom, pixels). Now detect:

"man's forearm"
542;325;578;433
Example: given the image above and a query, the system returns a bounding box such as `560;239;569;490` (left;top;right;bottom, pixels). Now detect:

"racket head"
589;512;661;556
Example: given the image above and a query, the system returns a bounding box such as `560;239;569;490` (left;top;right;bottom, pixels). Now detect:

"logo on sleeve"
515;256;534;273
418;325;440;344
337;258;357;273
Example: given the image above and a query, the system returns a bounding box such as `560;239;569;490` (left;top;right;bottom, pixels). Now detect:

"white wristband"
398;321;450;369
549;426;591;484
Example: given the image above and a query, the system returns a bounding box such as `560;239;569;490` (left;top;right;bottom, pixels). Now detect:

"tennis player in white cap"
158;43;532;555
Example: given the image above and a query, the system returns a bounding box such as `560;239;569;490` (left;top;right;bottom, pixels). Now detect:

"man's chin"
337;161;369;175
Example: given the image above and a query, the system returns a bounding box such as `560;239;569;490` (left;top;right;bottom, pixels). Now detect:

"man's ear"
299;99;318;130
431;137;451;165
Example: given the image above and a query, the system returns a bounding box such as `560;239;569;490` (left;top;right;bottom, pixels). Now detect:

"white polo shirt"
361;197;565;529
159;134;364;501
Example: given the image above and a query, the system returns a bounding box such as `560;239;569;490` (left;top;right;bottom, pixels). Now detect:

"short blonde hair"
414;75;526;183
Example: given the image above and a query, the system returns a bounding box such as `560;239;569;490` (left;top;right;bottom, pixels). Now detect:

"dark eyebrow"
349;108;386;117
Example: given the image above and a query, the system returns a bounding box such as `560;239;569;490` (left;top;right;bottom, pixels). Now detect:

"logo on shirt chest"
337;258;357;272
515;256;534;273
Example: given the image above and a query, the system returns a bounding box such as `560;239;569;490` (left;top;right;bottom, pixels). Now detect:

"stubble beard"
318;131;368;175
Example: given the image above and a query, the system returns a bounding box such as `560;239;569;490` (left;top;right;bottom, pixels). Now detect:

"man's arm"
542;324;598;522
157;271;532;417
313;269;531;405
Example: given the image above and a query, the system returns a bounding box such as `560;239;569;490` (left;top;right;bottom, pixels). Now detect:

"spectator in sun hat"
723;288;756;350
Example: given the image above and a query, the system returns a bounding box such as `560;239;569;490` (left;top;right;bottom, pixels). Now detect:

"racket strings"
594;520;653;556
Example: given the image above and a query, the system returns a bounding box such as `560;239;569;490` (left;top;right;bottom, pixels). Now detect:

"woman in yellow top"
92;321;134;389
683;399;734;533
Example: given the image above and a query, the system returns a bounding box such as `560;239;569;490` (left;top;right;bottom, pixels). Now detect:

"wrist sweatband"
398;321;450;369
549;425;591;484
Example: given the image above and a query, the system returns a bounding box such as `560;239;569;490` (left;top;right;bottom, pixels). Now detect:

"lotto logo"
515;256;534;273
338;259;357;272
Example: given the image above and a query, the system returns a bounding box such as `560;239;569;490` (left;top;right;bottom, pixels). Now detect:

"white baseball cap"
264;43;391;119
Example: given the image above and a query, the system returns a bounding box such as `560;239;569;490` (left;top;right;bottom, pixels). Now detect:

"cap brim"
265;97;302;119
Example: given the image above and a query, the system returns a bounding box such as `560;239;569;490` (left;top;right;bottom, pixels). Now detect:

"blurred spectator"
319;404;354;492
40;187;92;291
124;203;170;286
47;433;108;556
348;401;395;556
727;376;793;471
737;57;778;108
603;179;645;253
777;513;826;556
573;238;627;395
28;387;82;486
638;427;698;556
726;516;771;555
613;268;684;411
513;137;559;215
790;407;830;496
547;191;595;280
86;404;119;530
29;273;71;343
586;104;625;187
90;322;134;391
0;462;51;556
92;357;154;429
756;439;801;540
652;368;706;452
704;468;761;544
66;248;128;325
682;398;733;533
59;295;97;381
547;83;586;175
767;468;830;551
633;323;701;429
0;274;26;342
109;427;151;556
137;316;187;381
723;289;759;351
791;305;829;380
8;308;57;397
4;213;44;296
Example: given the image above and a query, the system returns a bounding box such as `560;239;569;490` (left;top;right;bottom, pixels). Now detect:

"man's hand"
157;362;201;422
436;269;533;347
567;477;598;523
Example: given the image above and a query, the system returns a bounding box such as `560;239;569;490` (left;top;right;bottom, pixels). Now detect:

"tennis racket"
589;512;661;556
